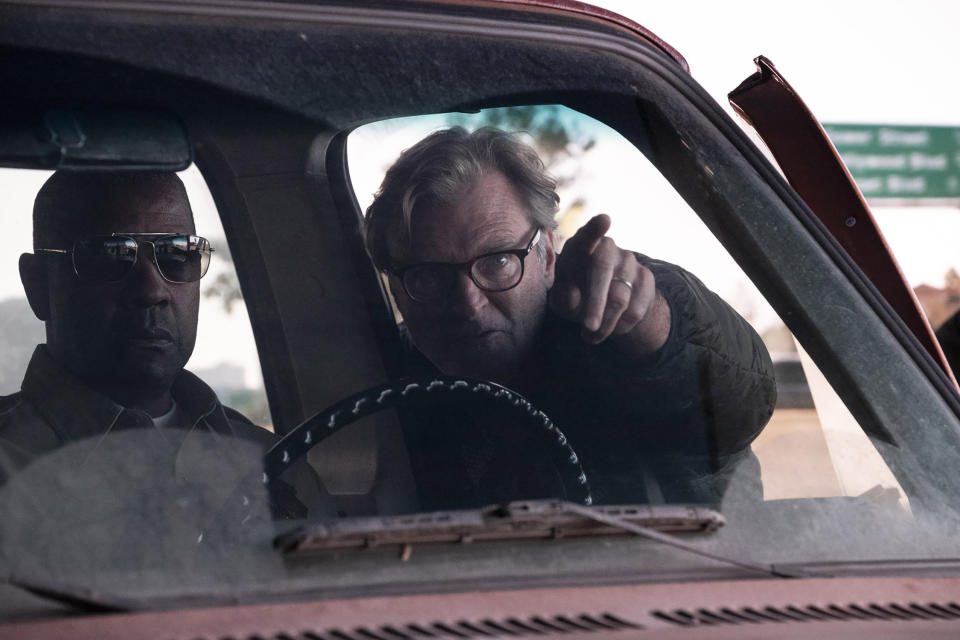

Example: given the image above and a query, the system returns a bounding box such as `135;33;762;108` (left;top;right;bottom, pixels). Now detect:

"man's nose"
124;243;171;306
446;269;487;316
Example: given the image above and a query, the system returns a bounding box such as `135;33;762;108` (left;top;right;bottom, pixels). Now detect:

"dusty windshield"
1;105;959;611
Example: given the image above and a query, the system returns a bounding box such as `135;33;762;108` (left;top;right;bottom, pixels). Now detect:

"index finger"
561;214;612;258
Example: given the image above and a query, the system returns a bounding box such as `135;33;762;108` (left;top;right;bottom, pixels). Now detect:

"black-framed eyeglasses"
389;228;541;303
37;232;214;284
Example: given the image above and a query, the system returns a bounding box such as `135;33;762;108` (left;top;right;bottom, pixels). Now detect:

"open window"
0;166;272;427
346;106;909;508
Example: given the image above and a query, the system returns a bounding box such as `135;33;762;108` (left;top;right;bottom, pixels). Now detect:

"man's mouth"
450;328;504;345
122;327;175;346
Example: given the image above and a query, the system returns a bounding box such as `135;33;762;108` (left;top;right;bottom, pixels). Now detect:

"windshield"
2;23;960;622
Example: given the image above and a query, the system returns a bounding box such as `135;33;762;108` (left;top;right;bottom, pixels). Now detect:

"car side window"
0;166;273;430
348;106;908;507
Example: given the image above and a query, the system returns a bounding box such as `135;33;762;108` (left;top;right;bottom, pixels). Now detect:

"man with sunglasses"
364;127;776;506
0;171;285;494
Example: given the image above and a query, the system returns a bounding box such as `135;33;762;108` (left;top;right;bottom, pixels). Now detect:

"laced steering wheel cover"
262;376;592;506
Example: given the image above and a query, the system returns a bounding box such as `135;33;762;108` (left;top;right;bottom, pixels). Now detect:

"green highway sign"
823;124;960;202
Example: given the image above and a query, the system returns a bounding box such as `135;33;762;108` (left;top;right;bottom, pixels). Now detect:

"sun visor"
0;106;192;171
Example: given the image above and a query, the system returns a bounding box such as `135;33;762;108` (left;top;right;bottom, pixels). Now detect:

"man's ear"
19;253;51;321
542;230;556;289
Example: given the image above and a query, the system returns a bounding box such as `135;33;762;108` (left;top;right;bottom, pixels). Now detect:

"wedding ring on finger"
611;277;633;291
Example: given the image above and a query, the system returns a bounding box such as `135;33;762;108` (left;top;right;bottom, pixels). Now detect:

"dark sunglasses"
37;232;214;283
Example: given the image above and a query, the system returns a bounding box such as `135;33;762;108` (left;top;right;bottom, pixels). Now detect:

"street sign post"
823;124;960;204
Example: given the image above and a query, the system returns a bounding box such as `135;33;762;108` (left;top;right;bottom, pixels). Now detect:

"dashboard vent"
651;601;960;627
247;613;641;640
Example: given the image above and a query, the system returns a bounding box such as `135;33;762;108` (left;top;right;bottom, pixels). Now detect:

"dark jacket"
400;256;777;506
0;346;311;574
0;345;275;486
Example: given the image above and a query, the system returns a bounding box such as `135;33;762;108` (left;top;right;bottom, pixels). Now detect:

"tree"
447;105;597;242
446;105;595;190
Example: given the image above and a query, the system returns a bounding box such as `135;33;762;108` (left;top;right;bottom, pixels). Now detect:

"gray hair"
363;127;559;270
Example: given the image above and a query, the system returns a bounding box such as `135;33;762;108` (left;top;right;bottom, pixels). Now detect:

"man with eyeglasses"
364;127;776;506
0;172;299;513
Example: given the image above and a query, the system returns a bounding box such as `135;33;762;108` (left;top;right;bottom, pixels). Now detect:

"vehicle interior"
2;0;960;635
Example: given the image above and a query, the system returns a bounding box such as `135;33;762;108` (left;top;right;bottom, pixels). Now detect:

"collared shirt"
0;347;313;577
0;345;275;485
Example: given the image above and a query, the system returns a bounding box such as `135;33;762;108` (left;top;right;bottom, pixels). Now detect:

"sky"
589;0;960;291
595;0;960;286
2;0;958;393
597;0;960;126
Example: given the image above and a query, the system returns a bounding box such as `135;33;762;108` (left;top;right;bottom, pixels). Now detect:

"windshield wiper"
559;502;806;578
2;576;132;614
275;500;805;578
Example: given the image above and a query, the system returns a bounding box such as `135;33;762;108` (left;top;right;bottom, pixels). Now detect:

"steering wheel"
263;376;592;506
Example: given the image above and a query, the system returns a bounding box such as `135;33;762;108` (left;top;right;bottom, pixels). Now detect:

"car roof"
0;0;688;126
486;0;689;70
